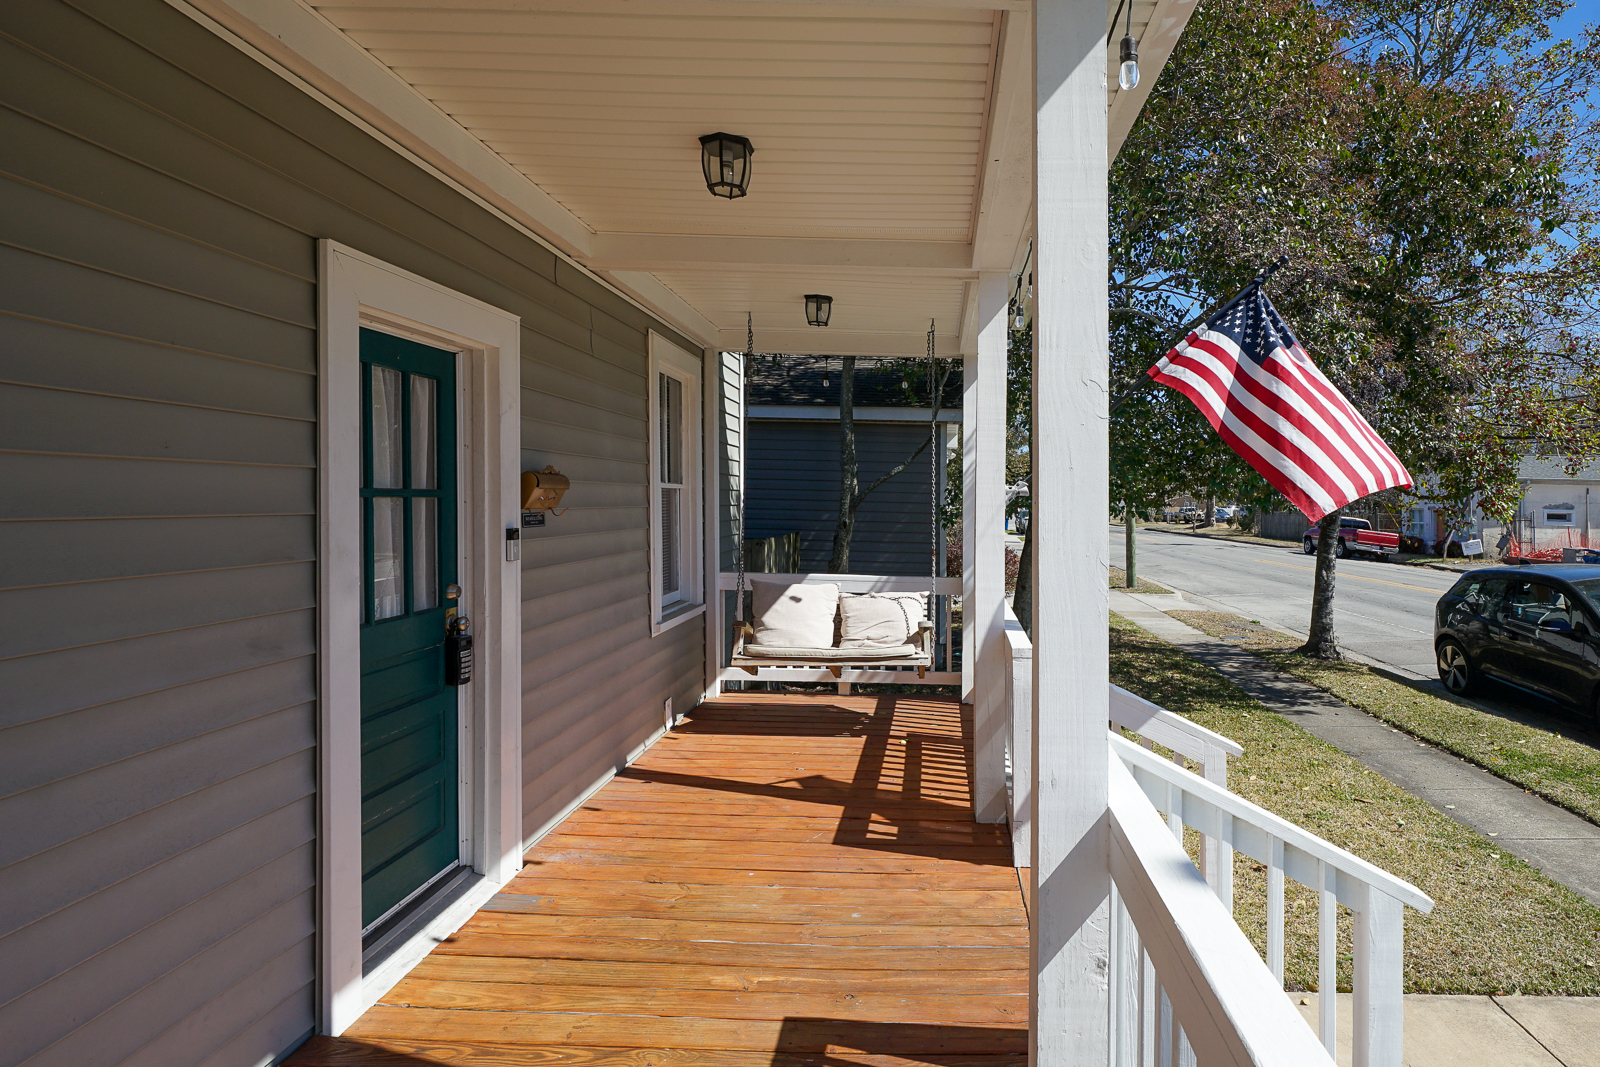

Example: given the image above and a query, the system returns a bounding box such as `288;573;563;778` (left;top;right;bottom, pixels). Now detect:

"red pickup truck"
1301;516;1401;560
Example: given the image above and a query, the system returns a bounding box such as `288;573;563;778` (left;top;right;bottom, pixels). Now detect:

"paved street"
1109;525;1458;678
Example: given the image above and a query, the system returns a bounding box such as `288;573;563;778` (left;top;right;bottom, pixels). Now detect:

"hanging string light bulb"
1118;0;1140;91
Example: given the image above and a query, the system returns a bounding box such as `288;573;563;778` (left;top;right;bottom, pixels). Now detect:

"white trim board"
317;240;523;1035
648;332;707;637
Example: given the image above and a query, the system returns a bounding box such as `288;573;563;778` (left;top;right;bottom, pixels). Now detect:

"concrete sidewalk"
1110;588;1600;906
1294;992;1600;1066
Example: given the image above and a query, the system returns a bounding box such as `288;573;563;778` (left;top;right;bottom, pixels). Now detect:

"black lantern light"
699;132;753;198
804;294;833;327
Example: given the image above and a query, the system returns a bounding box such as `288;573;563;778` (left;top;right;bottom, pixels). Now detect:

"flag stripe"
1177;334;1378;498
1273;345;1411;487
1144;290;1412;522
1152;357;1340;517
1162;346;1364;505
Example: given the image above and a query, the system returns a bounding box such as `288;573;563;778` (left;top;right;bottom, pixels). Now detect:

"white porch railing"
1113;734;1433;1067
716;572;961;687
1003;604;1243;871
1109;750;1338;1067
1001;605;1433;1066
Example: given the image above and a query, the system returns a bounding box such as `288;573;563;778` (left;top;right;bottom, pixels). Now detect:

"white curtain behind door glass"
371;366;403;489
372;496;404;619
410;375;437;489
412;497;437;610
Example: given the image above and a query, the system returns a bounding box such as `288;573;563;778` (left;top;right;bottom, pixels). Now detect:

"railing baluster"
1166;778;1182;841
1176;1023;1196;1067
1268;835;1285;985
1215;811;1234;913
1111;882;1139;1067
1159;984;1175;1067
1353;886;1405;1067
1141;946;1156;1067
1319;859;1338;1057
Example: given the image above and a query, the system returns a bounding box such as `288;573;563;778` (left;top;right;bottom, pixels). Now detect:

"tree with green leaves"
1110;0;1600;658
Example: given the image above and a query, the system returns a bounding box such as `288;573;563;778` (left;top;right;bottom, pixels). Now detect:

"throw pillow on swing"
750;580;840;649
838;592;928;648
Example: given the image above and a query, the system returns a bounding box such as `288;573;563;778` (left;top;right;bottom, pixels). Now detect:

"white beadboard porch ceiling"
206;0;1193;355
316;3;997;243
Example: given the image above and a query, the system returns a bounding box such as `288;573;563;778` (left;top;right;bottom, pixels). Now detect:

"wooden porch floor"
291;695;1029;1067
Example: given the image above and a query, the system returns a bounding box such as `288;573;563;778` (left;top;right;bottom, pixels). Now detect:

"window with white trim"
649;333;703;632
1544;507;1575;526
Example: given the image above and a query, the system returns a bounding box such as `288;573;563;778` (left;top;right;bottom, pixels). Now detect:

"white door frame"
317;240;523;1034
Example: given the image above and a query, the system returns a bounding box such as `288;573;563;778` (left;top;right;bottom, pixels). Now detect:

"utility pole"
1124;506;1137;588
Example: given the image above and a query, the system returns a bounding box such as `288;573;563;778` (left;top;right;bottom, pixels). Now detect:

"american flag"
1146;287;1412;522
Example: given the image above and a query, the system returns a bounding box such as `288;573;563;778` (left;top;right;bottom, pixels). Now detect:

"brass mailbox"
521;466;570;514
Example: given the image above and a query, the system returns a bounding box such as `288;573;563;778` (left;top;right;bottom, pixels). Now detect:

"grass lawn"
1109;566;1171;594
1168;609;1600;827
1110;614;1600;994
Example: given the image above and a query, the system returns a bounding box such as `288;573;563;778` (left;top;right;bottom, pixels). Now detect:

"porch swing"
727;317;940;680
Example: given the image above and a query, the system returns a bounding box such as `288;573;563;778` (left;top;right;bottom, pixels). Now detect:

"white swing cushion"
750;579;839;649
838;592;929;648
742;642;920;661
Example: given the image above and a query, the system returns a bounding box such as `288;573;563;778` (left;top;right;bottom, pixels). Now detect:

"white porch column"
1031;1;1111;1065
969;272;1010;824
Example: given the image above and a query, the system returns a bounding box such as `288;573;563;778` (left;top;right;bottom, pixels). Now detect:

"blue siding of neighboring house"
746;419;942;576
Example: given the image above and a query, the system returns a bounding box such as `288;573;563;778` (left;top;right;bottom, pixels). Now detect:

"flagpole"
1107;256;1288;416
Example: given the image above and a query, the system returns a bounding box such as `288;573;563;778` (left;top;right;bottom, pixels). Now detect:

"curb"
1129;525;1493;574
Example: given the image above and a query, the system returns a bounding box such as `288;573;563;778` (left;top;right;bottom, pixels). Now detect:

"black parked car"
1435;564;1600;720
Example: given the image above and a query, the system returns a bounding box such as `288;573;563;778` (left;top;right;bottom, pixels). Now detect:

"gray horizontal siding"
0;2;710;1064
746;419;938;576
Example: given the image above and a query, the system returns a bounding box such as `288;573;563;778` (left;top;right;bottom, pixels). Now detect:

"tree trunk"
1124;506;1136;588
827;357;858;572
1298;509;1342;659
828;357;944;574
1198;494;1215;529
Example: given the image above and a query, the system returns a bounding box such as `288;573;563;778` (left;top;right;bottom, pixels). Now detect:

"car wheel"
1336;538;1349;559
1437;640;1477;696
1303;538;1317;555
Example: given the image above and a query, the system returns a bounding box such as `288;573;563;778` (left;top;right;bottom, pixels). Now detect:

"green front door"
359;328;460;931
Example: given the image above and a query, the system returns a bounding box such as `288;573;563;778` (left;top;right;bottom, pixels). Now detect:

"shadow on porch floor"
289;695;1029;1066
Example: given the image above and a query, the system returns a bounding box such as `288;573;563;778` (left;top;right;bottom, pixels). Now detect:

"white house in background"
1405;457;1600;554
1491;456;1600;552
0;2;1429;1066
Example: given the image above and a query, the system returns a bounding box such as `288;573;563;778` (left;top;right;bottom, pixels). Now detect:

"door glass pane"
372;496;405;620
661;487;680;599
411;375;437;489
371;366;404;489
413;497;438;611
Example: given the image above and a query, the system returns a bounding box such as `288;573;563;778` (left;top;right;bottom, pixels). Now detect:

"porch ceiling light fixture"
699;132;753;198
804;294;833;327
1118;0;1140;91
